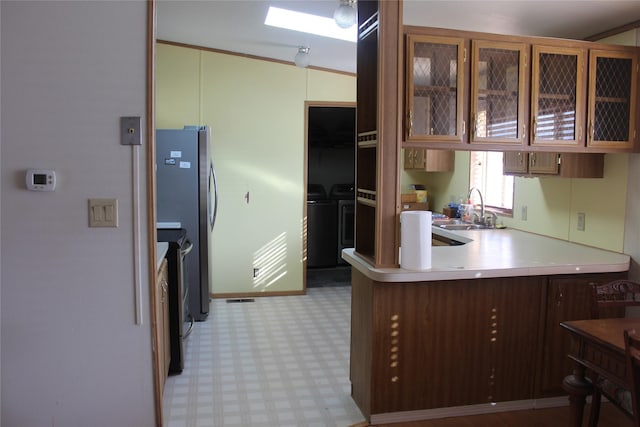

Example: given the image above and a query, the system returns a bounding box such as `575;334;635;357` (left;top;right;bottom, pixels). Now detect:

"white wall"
1;2;155;426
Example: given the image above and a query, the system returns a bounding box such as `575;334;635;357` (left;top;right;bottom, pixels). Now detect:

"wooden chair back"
624;328;640;427
591;280;640;319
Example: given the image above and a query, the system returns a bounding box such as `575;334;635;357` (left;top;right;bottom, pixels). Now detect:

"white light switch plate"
89;198;118;227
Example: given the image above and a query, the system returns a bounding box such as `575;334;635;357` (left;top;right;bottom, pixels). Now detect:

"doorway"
304;102;356;287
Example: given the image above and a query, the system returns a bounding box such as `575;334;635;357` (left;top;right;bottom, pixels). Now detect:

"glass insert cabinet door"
530;46;585;147
406;35;465;143
587;50;637;149
470;40;527;145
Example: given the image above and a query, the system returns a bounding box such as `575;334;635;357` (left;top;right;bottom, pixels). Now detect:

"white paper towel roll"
400;210;432;270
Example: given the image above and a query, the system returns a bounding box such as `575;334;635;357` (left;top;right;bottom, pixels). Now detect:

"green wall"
403;151;628;252
156;43;356;295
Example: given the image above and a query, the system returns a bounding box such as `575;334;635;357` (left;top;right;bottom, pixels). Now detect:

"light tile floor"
163;285;366;427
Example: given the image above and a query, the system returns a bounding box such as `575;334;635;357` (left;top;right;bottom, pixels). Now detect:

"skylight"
264;6;357;43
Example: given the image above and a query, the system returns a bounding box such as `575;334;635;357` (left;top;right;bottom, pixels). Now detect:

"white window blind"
469;151;514;212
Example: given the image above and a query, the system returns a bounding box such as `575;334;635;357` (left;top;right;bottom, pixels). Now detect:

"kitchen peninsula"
342;227;630;424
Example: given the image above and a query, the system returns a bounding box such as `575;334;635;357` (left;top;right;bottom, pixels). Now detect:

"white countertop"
157;242;169;270
342;227;630;282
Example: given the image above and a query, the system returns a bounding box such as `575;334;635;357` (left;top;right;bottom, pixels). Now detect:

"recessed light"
264;6;356;43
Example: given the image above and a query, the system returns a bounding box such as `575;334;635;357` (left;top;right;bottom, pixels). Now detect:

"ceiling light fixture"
294;47;310;68
334;0;356;29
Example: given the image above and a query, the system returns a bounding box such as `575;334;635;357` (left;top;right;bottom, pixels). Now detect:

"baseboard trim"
210;290;306;299
369;396;569;425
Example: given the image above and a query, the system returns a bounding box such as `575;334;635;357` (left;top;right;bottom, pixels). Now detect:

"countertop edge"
341;241;630;283
157;242;169;270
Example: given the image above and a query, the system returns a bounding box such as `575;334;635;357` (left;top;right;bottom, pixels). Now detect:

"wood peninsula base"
349;267;627;423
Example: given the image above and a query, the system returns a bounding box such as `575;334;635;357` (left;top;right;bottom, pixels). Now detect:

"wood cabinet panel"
491;277;545;401
528;152;559;174
503;152;603;178
370;280;492;412
403;148;454;171
354;0;402;267
503;151;558;175
358;275;544;414
503;151;528;174
350;269;374;417
537;272;627;397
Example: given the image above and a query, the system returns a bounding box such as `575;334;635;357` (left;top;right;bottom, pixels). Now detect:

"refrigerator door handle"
181;239;194;257
209;162;218;230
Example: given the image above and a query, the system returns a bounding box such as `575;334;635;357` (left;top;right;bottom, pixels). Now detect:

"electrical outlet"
577;212;586;231
521;205;528;221
253;268;260;278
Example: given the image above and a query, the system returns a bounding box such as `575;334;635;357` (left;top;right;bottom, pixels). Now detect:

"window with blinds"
469;151;514;213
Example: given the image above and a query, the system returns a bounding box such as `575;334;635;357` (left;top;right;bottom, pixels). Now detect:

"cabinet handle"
557;285;564;307
531;153;537;167
409;110;414;136
532;117;537;140
472;113;476;139
589;121;594;142
462;120;466;136
522;123;526;141
518;152;523;166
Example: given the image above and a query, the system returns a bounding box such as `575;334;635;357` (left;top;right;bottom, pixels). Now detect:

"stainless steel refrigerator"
156;126;217;321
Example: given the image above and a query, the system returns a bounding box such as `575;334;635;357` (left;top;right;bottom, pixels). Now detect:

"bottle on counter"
461;199;473;222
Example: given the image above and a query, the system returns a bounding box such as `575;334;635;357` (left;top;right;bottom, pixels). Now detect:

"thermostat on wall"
26;169;56;191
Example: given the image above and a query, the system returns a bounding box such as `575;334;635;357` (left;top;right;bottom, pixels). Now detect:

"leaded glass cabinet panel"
531;46;585;148
470;40;527;145
587;50;637;149
406;35;465;143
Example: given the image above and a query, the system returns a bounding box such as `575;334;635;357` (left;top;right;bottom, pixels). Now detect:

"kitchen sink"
436;223;490;230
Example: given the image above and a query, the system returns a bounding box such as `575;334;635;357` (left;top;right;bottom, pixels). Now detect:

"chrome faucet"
467;187;485;224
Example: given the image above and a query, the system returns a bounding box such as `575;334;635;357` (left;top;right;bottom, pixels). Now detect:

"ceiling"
157;0;640;74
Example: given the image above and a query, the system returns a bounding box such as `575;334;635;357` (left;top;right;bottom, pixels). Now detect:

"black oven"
157;228;193;374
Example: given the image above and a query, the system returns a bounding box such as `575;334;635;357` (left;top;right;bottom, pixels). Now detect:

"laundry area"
306;105;355;283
